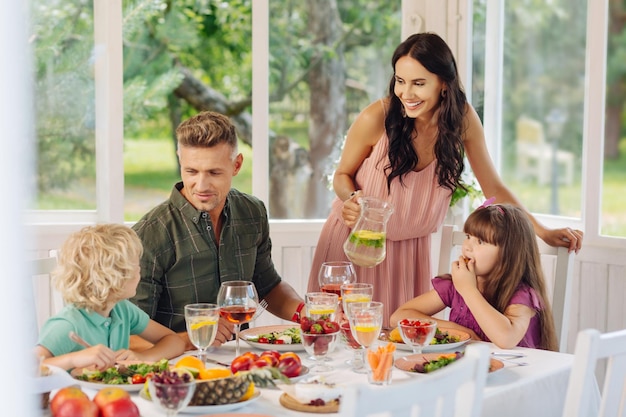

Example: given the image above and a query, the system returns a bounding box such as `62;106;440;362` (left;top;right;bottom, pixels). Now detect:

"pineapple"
188;367;290;406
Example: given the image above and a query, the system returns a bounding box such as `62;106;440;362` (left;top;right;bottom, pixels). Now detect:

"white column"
94;0;124;222
1;1;39;415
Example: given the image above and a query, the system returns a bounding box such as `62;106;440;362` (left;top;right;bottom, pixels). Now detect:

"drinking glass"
397;318;438;354
341;282;374;313
299;328;340;373
318;261;356;300
304;292;339;321
217;281;260;357
348;301;384;356
340;283;374;373
148;379;195;417
184;303;219;365
340;321;367;373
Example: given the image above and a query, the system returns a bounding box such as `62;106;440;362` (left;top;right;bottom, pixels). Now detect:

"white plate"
180;390;261;414
381;327;471;353
395;353;504;374
73;379;144;392
240;325;305;352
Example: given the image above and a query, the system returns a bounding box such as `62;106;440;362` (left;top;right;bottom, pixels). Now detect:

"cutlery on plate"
68;331;92;348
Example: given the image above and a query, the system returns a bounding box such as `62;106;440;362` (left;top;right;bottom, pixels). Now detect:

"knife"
491;351;527;358
205;357;231;367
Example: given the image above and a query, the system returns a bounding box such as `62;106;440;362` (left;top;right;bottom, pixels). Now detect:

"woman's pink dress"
307;133;451;328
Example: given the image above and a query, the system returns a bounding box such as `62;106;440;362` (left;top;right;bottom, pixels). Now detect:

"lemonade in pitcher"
343;197;393;267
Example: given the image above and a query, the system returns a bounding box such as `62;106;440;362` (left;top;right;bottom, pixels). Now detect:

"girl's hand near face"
451;256;479;295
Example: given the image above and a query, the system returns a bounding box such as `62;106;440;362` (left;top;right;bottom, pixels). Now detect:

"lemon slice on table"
190;319;217;330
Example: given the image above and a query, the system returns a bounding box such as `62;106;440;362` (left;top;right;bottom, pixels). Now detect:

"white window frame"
26;0;626;251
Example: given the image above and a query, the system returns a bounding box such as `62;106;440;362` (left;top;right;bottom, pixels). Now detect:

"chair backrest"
437;224;575;352
516;115;546;146
30;253;63;331
562;328;626;417
341;343;490;417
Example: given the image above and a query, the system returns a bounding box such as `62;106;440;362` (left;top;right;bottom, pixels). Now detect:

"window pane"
601;2;626;237
122;0;252;221
31;0;96;210
268;0;401;219
473;0;586;218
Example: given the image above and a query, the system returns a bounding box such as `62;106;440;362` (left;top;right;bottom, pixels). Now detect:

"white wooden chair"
341;343;490;417
437;224;575;352
562;328;626;417
29;252;63;331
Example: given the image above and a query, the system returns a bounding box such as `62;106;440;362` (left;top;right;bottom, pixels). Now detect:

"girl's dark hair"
384;32;466;193
463;204;558;351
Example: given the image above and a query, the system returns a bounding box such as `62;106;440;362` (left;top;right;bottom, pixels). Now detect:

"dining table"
116;335;600;417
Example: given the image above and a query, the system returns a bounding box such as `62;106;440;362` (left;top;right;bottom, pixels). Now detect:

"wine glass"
217;281;259;357
184;303;219;365
318;261;356;300
397;318;438;354
348;301;384;357
148;378;196;417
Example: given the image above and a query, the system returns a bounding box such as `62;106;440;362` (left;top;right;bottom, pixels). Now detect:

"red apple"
53;397;98;417
99;397;140;417
93;386;130;410
278;356;302;378
50;387;89;416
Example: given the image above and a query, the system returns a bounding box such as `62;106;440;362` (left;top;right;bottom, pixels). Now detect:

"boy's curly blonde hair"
53;224;143;311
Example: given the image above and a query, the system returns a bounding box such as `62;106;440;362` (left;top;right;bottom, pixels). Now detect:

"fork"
68;331;92;348
256;298;269;319
491;352;529;366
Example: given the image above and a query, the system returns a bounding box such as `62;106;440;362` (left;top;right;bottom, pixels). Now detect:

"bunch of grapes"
151;370;194;410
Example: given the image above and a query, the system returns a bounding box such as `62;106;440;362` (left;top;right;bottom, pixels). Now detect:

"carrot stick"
367;348;380;371
373;343;396;381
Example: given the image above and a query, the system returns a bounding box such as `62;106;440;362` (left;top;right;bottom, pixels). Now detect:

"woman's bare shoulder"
348;99;388;145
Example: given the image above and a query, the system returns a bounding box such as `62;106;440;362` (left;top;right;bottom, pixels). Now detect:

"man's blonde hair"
53;224;143;311
176;111;238;159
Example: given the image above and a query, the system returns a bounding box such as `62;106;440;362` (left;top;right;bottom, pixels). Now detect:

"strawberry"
322;321;339;334
300;316;313;332
309;323;324;334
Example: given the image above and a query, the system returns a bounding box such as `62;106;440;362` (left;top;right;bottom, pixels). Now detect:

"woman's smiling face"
393;55;445;120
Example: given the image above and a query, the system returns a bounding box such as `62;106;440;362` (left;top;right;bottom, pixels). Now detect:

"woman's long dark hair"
384;32;466;193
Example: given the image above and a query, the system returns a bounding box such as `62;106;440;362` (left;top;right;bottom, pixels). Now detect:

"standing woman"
307;32;582;327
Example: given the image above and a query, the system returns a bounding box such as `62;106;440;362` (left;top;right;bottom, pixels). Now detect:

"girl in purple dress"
390;201;558;350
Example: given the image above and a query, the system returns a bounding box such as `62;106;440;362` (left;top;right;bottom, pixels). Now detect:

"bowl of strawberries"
299;316;340;372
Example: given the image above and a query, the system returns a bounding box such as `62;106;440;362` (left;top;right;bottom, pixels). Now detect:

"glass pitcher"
343;197;394;267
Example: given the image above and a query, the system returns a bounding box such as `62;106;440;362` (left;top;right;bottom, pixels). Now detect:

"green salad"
75;358;169;385
430;328;462;345
249;327;301;344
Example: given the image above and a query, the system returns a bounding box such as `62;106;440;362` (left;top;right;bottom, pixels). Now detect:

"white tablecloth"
80;339;598;417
